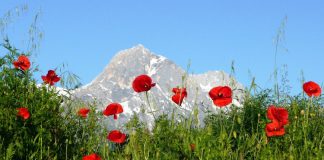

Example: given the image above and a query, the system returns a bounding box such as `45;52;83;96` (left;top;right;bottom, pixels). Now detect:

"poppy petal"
103;103;123;120
107;130;126;144
13;61;19;68
266;123;285;137
265;105;289;137
17;107;30;120
42;70;60;86
213;98;232;107
78;108;90;118
82;153;101;160
53;76;61;83
267;105;276;120
209;87;222;100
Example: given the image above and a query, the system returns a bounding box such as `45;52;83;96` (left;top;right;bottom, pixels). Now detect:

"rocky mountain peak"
73;45;244;131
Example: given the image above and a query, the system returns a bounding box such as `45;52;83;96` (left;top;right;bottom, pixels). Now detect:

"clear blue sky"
1;0;323;95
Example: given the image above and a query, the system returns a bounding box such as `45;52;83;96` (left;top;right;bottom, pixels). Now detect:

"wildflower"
190;143;196;151
208;86;232;107
171;87;187;106
82;153;101;160
13;55;31;71
303;81;321;97
41;70;60;86
107;130;126;144
103;103;123;120
17;107;30;120
132;75;155;93
265;105;289;137
78;108;90;118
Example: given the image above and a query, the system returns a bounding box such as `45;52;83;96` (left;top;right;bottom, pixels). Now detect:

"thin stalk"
303;97;312;151
40;124;43;159
145;91;156;120
65;139;68;160
227;107;236;142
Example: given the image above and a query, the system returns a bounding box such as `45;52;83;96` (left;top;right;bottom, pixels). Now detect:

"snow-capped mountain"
72;44;245;130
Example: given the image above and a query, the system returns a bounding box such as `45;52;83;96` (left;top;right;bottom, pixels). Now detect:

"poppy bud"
237;117;242;124
233;131;237;139
300;110;305;115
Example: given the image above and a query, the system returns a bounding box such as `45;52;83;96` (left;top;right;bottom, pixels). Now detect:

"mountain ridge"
72;44;245;130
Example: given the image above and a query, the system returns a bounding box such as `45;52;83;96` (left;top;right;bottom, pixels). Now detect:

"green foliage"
0;41;102;159
98;92;323;160
100;90;323;160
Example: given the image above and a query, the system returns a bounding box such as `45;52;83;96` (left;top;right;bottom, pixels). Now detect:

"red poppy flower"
190;143;196;151
208;86;232;107
82;153;101;160
107;130;126;144
171;87;187;106
41;70;60;86
265;105;289;137
103;103;123;120
78;108;90;118
132;74;156;93
13;55;31;71
17;107;30;120
303;81;321;97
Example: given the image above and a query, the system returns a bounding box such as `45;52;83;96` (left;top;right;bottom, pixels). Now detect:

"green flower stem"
227;106;236;142
303;97;313;151
145;91;156;121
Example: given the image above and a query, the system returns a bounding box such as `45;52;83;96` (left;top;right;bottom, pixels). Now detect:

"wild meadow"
1;6;324;160
0;37;324;160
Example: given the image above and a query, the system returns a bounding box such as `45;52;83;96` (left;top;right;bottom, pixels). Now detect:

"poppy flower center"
218;93;223;97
